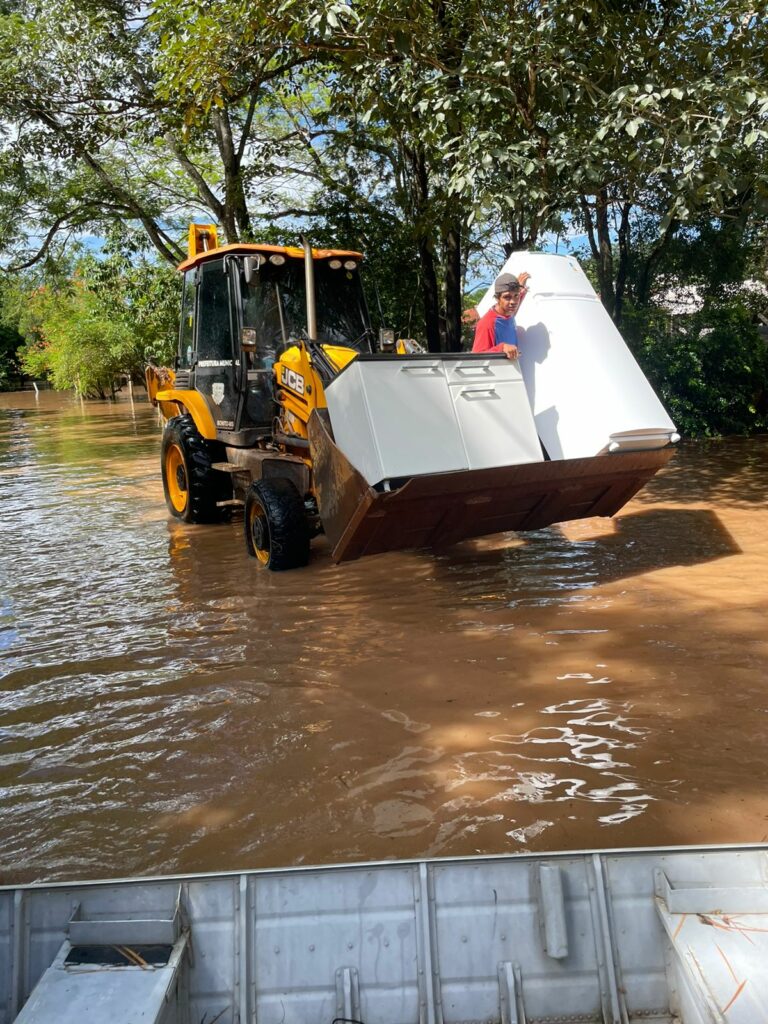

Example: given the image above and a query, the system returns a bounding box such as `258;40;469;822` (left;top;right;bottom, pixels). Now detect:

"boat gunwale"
3;840;766;893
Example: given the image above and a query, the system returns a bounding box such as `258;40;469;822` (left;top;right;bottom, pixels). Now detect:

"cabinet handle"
459;388;498;399
455;366;493;378
400;364;443;376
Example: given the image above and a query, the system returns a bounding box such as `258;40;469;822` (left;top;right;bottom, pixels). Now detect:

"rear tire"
161;414;231;523
244;478;310;570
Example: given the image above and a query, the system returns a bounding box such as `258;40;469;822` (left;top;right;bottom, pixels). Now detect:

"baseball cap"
494;272;521;295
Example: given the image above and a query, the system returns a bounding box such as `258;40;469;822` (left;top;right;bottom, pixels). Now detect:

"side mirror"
244;255;264;285
241;327;258;352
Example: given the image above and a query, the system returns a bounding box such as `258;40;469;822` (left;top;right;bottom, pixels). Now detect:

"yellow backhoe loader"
146;225;676;570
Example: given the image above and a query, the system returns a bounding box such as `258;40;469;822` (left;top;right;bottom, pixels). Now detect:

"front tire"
161;414;231;523
244;478;310;570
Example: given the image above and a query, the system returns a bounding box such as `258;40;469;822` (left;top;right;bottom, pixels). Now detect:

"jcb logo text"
280;367;305;395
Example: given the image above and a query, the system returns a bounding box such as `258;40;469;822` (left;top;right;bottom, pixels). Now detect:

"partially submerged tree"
7;229;179;397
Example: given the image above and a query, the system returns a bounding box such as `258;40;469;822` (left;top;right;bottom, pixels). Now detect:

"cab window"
197;260;233;361
177;271;195;369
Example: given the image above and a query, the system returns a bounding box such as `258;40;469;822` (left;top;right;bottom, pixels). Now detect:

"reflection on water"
447;696;658;835
1;391;768;883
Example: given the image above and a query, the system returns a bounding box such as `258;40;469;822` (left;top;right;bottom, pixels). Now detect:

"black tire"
160;414;232;523
244;478;310;570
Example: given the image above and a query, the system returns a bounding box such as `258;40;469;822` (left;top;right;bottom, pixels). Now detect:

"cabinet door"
451;381;543;469
361;361;467;480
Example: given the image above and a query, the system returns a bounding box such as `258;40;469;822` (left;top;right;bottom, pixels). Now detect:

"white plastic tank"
476;253;678;460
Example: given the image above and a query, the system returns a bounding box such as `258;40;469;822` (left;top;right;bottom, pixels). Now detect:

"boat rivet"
274;947;280;954
347;942;353;950
309;944;315;952
500;934;506;941
461;935;468;942
383;939;389;947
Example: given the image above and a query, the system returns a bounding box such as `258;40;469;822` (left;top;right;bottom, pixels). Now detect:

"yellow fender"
322;345;359;372
155;389;218;440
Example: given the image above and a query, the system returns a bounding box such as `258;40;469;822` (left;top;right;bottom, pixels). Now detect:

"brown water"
1;390;768;884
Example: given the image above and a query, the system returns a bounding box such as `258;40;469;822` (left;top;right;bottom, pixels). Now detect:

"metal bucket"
308;412;675;563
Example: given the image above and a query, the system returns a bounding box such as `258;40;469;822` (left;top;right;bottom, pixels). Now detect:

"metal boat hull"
3;843;766;1024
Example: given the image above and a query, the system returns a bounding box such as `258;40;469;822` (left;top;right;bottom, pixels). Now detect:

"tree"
151;0;471;349
150;0;768;351
564;1;768;322
0;0;312;270
4;0;767;388
7;230;179;397
625;301;768;438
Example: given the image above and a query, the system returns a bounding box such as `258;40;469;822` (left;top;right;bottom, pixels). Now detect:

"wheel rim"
165;443;188;514
247;499;270;565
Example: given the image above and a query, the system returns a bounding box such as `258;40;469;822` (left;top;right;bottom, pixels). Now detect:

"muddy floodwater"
1;390;768;884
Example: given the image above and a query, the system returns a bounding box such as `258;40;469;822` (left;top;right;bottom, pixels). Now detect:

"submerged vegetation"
0;0;766;432
1;233;179;398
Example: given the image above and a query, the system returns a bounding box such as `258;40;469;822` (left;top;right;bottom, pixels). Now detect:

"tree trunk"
636;218;677;306
506;207;540;252
443;224;462;352
418;237;442;352
212;107;252;243
581;190;617;318
407;145;441;351
594;188;616;317
614;201;632;326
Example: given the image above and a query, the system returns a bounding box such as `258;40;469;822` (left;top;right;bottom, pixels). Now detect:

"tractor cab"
171;227;373;448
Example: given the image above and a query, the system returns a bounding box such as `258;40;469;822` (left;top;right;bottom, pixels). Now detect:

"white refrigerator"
476;253;678;459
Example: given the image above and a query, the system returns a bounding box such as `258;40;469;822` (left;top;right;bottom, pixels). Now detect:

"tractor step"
211;462;242;473
216;499;245;508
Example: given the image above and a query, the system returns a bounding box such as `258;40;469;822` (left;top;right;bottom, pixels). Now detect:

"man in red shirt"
468;271;530;359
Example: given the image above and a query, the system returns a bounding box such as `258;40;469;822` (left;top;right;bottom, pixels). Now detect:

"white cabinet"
325;355;543;487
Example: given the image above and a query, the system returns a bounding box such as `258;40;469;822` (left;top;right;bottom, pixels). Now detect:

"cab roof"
178;243;364;273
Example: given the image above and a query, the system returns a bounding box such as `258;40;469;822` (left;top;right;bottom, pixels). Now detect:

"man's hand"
517;272;531;288
461;306;479;324
501;343;519;360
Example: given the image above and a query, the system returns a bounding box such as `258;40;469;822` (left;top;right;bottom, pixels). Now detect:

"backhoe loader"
146;225;677;570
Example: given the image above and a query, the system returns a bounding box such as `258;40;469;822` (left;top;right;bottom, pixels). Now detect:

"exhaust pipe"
300;235;318;342
299;234;338;384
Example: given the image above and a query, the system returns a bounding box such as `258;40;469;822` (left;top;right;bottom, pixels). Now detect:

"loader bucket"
308;411;675;564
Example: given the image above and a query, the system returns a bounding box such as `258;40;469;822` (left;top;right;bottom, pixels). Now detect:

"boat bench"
656;868;768;1024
